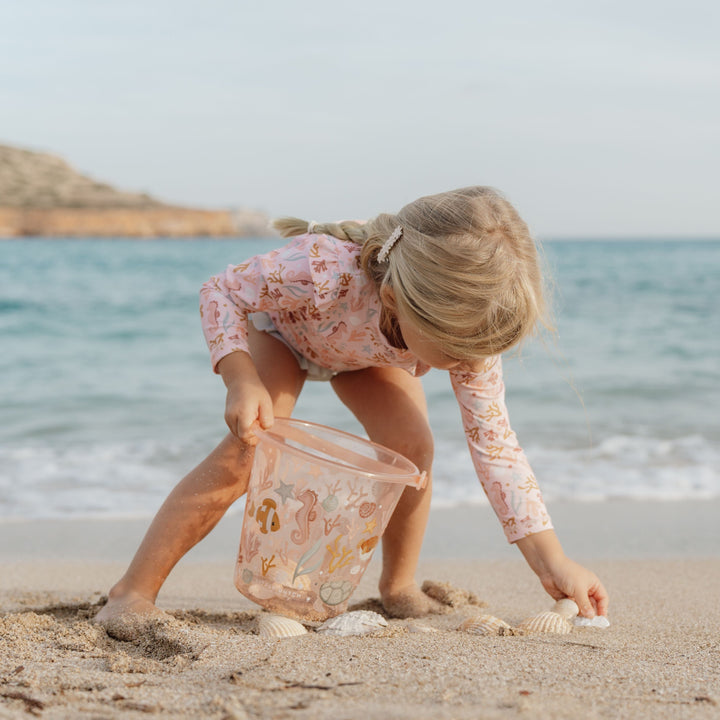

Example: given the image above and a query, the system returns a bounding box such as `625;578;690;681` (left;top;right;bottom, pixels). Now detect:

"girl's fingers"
592;582;610;617
258;398;274;430
237;413;260;443
573;589;595;618
229;406;271;445
237;424;259;445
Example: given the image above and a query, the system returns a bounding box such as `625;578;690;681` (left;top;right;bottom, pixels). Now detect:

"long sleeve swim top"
199;233;552;542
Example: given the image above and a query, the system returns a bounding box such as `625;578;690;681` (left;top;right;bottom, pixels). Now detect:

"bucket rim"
254;417;427;489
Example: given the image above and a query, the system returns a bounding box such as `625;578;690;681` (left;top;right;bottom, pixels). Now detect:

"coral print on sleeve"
199;235;348;373
199;233;418;377
450;357;552;543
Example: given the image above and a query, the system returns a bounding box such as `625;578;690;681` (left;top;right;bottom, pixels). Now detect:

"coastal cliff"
0;144;270;237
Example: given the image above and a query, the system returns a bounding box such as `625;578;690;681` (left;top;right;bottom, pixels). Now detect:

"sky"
1;0;718;237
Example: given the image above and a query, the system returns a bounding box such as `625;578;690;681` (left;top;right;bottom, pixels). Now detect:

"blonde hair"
273;187;550;359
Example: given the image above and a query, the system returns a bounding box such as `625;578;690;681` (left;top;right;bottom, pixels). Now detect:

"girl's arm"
201;233;339;440
450;357;552;542
199;233;340;374
451;360;609;616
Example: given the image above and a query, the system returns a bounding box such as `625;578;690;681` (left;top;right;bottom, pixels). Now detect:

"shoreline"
2;498;719;563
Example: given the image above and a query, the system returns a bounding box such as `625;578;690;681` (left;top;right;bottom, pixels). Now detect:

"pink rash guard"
199;233;552;542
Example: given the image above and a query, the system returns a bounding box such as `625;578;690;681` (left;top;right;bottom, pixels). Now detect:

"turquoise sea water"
1;237;719;519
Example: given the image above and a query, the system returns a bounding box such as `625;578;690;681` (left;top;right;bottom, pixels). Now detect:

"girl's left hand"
539;555;609;618
516;529;609;618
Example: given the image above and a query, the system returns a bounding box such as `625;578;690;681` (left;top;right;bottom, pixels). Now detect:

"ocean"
1;237;719;520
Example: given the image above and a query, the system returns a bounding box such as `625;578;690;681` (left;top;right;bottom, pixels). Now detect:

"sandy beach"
2;501;719;719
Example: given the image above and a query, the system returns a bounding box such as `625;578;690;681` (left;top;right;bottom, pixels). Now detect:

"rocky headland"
0;144;270;237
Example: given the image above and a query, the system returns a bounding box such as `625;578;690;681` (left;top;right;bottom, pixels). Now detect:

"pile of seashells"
256;610;389;639
255;598;609;639
459;598;610;637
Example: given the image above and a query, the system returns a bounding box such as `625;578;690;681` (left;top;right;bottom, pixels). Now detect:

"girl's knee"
387;425;434;471
197;434;257;494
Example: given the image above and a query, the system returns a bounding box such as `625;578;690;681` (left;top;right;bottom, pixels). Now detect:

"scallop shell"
517;611;572;635
551;598;579;619
316;610;388;637
459;614;516;636
256;614;308;639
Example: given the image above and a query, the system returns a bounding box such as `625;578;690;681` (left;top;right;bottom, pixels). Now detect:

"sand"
1;501;719;719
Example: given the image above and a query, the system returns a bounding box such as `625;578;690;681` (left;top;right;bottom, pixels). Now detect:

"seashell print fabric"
200;233;552;542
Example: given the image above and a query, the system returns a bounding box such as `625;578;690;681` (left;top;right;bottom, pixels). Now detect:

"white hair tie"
307;220;319;234
378;225;404;263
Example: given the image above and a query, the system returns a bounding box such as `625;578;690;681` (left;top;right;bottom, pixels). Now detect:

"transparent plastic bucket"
235;417;426;621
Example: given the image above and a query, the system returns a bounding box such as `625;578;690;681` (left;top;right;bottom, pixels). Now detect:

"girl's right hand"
217;352;274;444
224;376;274;444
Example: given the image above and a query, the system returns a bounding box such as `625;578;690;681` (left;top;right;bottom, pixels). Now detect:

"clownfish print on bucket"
256;498;281;534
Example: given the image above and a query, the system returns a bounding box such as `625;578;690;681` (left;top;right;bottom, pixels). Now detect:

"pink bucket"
235;417;426;621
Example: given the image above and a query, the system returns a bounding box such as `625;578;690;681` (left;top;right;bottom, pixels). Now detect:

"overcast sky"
1;0;718;237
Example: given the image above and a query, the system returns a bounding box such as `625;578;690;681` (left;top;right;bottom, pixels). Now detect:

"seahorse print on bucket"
290;489;318;545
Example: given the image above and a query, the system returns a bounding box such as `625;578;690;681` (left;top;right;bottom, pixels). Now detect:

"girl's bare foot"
94;589;171;641
380;583;450;619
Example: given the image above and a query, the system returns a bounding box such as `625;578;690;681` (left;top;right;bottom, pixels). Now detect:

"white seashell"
572;615;610;629
257;614;308;639
316;610;388;637
551;598;580;619
518;611;572;635
459;614;515;636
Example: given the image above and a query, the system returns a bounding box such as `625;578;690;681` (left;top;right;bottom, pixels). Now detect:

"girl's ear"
379;284;396;311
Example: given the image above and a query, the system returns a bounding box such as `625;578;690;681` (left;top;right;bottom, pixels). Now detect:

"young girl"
96;186;608;627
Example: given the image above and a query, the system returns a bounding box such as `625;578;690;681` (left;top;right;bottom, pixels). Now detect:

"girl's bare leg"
95;327;306;626
331;367;442;617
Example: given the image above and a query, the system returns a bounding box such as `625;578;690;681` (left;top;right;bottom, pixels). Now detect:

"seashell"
319;579;354;606
459;614;516;636
256;614;308;639
551;598;579;619
518;611;572;635
316;610;388;637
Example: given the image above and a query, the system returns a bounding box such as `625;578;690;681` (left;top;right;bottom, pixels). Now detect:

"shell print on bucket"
319;579;354;606
358;501;376;518
357;535;379;555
